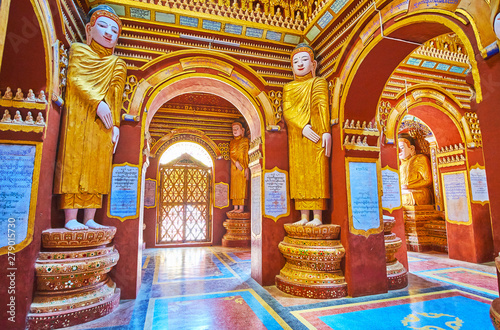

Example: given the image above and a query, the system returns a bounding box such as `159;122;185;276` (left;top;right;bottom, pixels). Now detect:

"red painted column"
330;124;388;297
380;137;409;270
252;128;293;286
468;54;500;258
104;123;143;299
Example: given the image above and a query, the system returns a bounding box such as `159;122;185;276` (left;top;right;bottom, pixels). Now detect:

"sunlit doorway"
157;142;213;245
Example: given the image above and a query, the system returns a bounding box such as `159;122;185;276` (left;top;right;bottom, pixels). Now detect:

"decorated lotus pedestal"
276;224;347;299
222;211;251;247
27;227;120;329
383;216;408;290
404;205;446;252
490;254;500;329
424;217;448;252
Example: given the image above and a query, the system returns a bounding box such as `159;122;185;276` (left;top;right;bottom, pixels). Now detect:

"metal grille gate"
157;154;211;244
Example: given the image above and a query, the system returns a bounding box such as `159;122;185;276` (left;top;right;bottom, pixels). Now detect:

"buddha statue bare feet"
65;219;88;231
85;219;109;230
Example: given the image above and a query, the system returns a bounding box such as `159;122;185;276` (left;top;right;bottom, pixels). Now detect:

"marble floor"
67;247;498;330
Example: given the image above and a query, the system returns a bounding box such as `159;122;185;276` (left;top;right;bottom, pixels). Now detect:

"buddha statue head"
291;43;317;78
232;122;245;137
398;133;416;161
85;5;122;50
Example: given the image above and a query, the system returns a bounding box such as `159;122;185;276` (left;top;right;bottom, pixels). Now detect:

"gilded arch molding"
126;50;275;136
339;13;484;134
384;88;470;146
152;129;221;161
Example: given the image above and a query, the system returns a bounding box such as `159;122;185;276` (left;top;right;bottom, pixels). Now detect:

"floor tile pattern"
66;247;498;330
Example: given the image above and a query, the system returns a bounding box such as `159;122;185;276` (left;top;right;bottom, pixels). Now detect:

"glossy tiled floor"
68;247;498;329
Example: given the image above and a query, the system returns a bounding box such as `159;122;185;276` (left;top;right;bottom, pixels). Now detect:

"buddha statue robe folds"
229;122;249;211
400;154;433;206
53;40;126;209
283;73;330;211
398;134;433;206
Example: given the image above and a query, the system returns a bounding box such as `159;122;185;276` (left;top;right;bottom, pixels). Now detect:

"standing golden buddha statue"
54;5;127;231
283;43;331;226
398;133;433;206
229;122;250;213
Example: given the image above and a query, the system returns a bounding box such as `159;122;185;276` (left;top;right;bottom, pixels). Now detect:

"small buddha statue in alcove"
1;110;12;123
25;111;34;124
2;87;13;100
13;88;24;101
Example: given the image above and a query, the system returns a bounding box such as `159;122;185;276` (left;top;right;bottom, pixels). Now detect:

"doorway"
157;151;212;244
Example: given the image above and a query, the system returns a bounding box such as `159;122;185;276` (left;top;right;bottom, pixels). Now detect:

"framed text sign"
108;163;140;220
214;182;229;209
251;173;262;237
381;166;401;212
264;167;289;221
442;171;472;225
0;142;42;255
469;165;489;204
346;158;383;237
144;178;157;208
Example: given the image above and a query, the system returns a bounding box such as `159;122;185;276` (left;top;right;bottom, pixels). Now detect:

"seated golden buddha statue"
398;133;433;206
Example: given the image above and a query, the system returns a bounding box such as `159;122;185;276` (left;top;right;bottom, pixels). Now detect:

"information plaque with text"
109;163;139;220
346;159;382;236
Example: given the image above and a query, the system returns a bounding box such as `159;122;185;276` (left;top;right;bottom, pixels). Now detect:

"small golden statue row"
437;143;464;153
343;135;368;146
343;119;376;131
1;87;47;103
438;155;466;164
1;109;45;125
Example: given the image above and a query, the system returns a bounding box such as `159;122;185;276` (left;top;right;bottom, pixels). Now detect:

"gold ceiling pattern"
382;34;472;107
149;93;244;148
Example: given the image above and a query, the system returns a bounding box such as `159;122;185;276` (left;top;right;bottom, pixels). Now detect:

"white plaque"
109;164;139;219
442;172;470;224
144;179;156;208
381;168;401;211
470;167;489;203
264;168;288;220
0;144;36;247
251;174;262;235
348;161;381;234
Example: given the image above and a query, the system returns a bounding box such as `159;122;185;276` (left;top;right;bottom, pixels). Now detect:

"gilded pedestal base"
490;256;500;329
404;206;447;252
276;224;347;299
27;289;120;329
491;298;500;329
42;227;117;248
222;211;250;247
384;218;408;290
28;228;120;329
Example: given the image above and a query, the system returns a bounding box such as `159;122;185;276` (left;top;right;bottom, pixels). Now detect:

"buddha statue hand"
112;126;120;154
322;133;332;157
302;124;320;143
96;101;113;129
245;168;250;180
235;160;243;171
